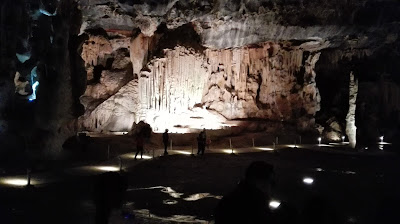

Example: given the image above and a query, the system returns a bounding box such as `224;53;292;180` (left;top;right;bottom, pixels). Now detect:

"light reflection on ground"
183;193;222;201
0;178;36;186
132;209;209;223
222;149;235;154
163;199;178;205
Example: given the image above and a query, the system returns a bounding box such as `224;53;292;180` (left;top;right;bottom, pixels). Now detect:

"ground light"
303;177;314;185
342;136;345;143
318;137;322;145
256;147;274;151
0;178;37;187
125;154;152;159
286;145;299;149
222;149;236;154
380;136;384;143
95;166;120;172
269;200;281;210
174;150;191;155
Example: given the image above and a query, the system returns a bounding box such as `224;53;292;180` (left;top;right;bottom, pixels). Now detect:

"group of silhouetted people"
132;128;210;158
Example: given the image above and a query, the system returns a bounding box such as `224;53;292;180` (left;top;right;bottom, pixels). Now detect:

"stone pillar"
346;71;358;148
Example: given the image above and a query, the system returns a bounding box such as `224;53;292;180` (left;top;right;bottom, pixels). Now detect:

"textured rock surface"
346;72;358;148
80;41;321;132
78;0;400;50
1;0;400;152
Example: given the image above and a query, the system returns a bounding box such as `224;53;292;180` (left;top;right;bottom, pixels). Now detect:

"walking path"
0;141;393;188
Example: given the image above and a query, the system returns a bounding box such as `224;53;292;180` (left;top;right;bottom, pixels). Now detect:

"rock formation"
1;0;400;153
346;72;358;148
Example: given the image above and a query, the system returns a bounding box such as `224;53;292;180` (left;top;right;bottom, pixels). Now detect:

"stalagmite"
346;71;358;148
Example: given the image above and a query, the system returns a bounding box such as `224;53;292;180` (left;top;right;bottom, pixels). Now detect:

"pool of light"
303;177;314;185
269;200;281;209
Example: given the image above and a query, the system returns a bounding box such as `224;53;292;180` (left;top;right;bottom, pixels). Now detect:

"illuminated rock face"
346;72;358;148
203;44;320;121
72;0;400;136
79;40;321;132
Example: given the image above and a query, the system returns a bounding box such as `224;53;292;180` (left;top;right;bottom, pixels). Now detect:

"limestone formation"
81;36;113;66
346;72;358;148
79;41;321;132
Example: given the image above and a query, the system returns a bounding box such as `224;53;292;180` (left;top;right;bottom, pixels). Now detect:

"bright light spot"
269;200;281;209
222;149;235;154
315;168;324;172
39;8;57;16
380;136;384;141
256;147;274;151
318;137;322;141
96;166;119;172
125;154;152;159
303;177;314;185
182;193;222;201
108;132;129;136
28;81;39;101
183;193;210;201
0;178;34;186
286;145;298;148
16;53;31;63
163;199;178;205
144;108;238;134
379;145;384;150
161;187;183;199
174;150;191;155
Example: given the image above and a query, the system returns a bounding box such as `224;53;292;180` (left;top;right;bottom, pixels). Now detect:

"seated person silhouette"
215;161;275;224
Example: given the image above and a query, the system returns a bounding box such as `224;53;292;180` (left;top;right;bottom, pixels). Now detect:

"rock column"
346;71;358;148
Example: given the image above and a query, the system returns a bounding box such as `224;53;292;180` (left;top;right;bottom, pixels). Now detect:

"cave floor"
0;142;399;224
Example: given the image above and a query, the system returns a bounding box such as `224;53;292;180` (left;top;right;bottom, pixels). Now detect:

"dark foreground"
0;147;399;224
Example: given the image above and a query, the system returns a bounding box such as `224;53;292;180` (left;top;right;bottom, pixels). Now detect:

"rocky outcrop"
81;79;140;132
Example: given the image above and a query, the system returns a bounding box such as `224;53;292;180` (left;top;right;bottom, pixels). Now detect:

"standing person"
214;161;275;224
197;131;203;155
163;129;169;155
201;128;207;155
134;133;144;160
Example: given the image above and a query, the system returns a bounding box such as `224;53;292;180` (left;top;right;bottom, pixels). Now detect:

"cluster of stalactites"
137;47;208;120
81;35;113;66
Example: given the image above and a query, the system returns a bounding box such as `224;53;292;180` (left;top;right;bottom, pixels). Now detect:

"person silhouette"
93;172;127;224
163;129;169;155
197;131;205;155
214;161;275;224
134;133;144;159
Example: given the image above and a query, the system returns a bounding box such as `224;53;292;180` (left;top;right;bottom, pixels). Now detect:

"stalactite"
81;43;322;132
138;46;208;119
81;36;113;66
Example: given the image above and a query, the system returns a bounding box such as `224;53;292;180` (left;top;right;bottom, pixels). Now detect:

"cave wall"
78;30;322;133
1;0;400;153
75;0;400;138
0;0;82;155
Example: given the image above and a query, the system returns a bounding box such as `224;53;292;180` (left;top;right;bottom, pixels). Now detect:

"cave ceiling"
78;0;400;51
